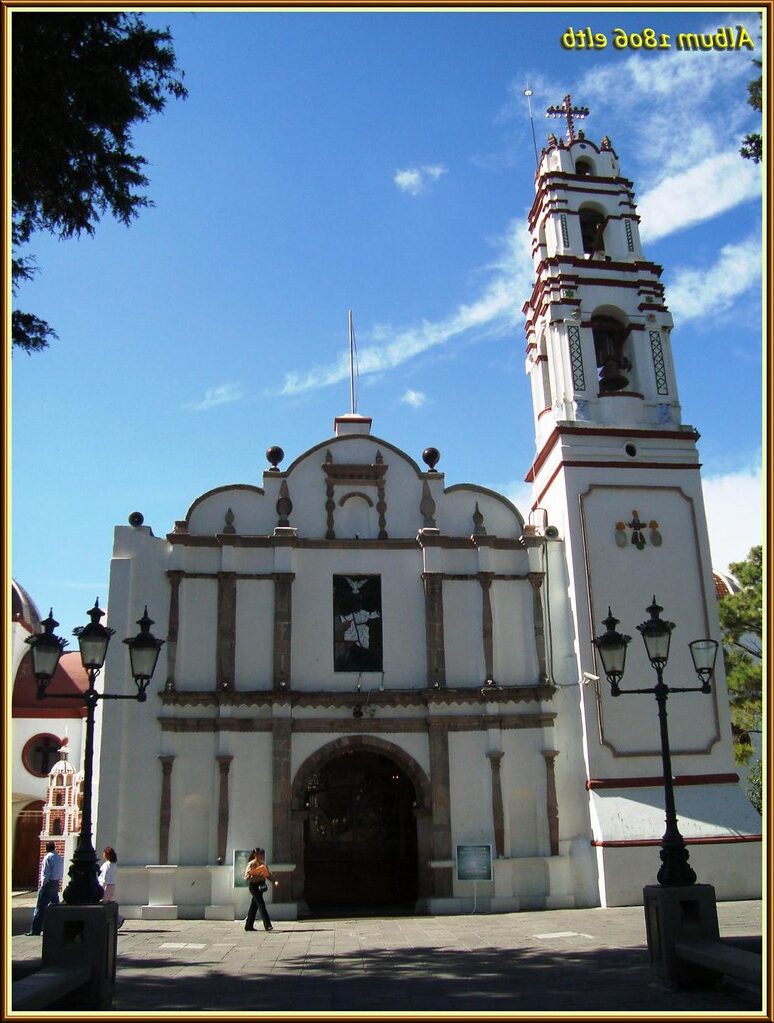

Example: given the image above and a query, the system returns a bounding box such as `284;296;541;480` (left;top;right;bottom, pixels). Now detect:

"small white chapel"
90;99;761;920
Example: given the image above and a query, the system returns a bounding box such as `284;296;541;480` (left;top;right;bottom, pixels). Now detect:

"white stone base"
545;893;576;910
421;897;467;915
205;905;236;920
268;904;298;921
141;905;178;920
124;901;299;921
489;897;522;913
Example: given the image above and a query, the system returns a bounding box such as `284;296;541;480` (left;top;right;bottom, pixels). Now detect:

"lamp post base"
656;837;696;887
643;882;719;988
62;846;103;905
41;902;118;1008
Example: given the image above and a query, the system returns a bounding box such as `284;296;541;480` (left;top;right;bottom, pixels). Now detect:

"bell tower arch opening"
292;737;430;914
579;203;607;256
591;312;631;393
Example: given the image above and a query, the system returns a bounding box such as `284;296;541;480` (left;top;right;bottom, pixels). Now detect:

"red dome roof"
713;571;741;600
13;651;89;717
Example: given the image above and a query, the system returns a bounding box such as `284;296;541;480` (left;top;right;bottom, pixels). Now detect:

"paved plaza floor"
11;895;764;1015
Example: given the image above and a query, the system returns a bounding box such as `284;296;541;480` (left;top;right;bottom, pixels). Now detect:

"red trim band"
587;773;739;790
525;423;700;483
13;708;88;719
592;835;762;848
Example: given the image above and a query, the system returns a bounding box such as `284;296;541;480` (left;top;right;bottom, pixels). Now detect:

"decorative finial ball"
128;511;144;527
266;446;284;471
422;447;441;472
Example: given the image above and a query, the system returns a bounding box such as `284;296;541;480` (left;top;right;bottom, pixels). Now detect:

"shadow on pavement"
112;942;761;1013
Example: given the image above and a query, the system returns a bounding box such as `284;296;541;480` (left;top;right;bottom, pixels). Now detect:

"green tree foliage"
740;58;762;163
746;759;762;815
718;546;762;766
12;12;187;353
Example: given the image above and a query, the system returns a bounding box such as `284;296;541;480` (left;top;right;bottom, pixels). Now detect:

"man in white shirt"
27;841;64;936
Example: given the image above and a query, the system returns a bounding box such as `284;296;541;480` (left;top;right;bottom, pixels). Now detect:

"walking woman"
243;848;276;931
99;846;125;929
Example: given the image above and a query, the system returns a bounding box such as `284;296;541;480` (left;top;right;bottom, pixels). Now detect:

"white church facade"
90;106;761;920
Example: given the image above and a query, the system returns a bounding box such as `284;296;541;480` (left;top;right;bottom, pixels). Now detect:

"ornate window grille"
625;219;635;252
568;324;586;391
650;330;669;395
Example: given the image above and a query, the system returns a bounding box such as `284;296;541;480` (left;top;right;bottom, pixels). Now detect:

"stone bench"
674;939;761;993
12;964;91;1010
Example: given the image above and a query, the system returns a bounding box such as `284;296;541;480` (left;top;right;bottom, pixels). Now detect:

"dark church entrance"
302;750;418;911
13;800;43;889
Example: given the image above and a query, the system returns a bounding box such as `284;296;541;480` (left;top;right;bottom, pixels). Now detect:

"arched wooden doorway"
13;800;43;889
292;737;432;913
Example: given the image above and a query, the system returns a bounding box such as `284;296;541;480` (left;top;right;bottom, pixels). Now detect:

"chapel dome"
50;750;76;777
11;579;43;633
713;570;741;600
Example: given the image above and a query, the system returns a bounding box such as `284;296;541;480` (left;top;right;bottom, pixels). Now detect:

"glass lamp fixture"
26;610;68;695
123;607;165;698
689;639;719;691
73;600;114;671
592;608;631;692
637;597;675;668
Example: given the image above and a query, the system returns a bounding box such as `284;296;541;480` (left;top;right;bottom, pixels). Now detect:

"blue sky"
10;8;763;641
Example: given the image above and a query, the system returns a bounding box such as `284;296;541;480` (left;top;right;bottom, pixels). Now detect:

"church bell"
598;357;630;393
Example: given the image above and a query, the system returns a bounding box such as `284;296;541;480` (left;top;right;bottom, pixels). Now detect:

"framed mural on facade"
233;849;252;888
456;844;493;882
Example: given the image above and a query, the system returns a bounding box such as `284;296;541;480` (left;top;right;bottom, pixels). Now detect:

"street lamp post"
592;597;718;887
26;601;164;905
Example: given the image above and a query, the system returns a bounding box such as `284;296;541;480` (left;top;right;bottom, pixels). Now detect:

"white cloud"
504;464;764;575
424;164;447;180
503;480;533;513
666;235;761;322
515;24;757;225
401;389;427;408
184;383;245;412
278;219;533;396
279;31;762;399
577;29;756;180
637;154;761;243
702;463;763;572
394;169;423;195
394;164;448;195
502;458;764;573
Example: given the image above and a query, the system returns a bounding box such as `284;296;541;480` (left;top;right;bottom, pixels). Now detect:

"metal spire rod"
348;309;358;415
524;85;539;169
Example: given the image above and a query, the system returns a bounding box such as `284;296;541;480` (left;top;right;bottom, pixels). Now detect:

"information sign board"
233;849;252;888
456;844;493;882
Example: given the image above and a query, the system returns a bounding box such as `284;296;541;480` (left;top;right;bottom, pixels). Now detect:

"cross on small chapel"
546;94;590;142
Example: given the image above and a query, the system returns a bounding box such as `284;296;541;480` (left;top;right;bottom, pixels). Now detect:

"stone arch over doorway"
290;736;433;911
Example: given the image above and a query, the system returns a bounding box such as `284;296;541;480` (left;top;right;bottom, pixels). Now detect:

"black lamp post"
592;597;718;887
25;601;164;905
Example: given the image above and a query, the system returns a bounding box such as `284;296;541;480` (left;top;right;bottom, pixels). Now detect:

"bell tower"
522;97;760;907
524;96;681;446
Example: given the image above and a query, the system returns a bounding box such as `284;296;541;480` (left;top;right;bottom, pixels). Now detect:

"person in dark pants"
27;841;64;935
243;848;277;932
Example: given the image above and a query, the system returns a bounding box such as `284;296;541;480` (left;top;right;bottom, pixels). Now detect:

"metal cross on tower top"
546;94;590;142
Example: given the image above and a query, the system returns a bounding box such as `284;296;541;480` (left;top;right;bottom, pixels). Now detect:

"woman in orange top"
243;847;276;931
